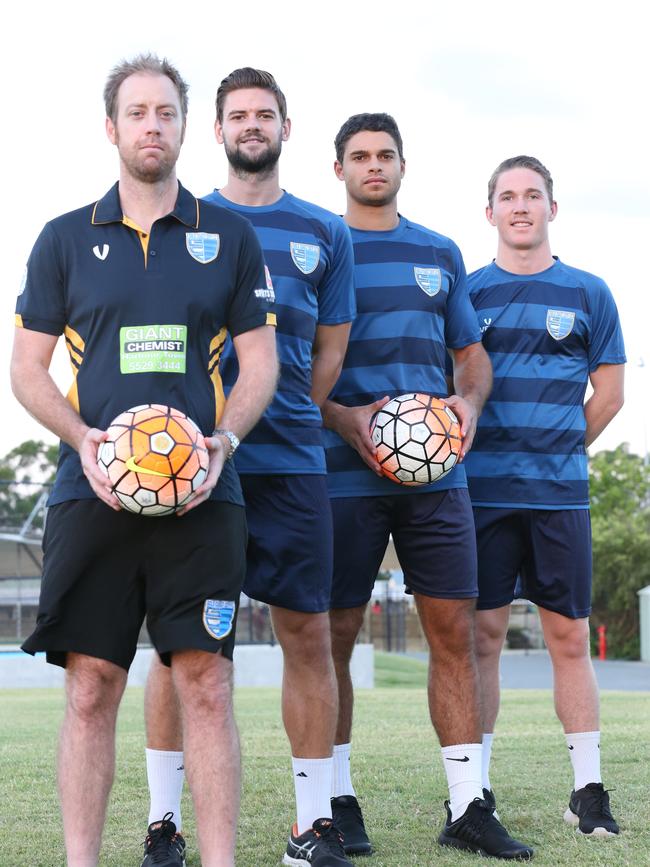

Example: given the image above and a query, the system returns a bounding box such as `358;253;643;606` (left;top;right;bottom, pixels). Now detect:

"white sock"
292;756;334;835
565;731;601;790
332;743;356;798
146;748;185;830
482;733;494;792
441;743;483;822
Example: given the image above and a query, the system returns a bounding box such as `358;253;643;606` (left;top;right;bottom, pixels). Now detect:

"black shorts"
473;507;592;619
331;488;478;608
241;474;333;613
22;499;247;670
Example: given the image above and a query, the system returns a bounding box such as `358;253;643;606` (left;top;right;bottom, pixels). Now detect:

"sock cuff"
565;731;600;742
333;743;351;755
441;743;482;756
146;748;184;759
292;756;334;769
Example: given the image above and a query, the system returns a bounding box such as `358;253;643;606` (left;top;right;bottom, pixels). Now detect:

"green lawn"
1;654;649;866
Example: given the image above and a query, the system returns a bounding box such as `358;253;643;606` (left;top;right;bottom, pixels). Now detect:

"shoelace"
144;812;179;863
315;822;346;855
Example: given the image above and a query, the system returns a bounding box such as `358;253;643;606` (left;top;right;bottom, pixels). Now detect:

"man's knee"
330;606;365;667
475;607;510;661
543;614;590;661
272;608;332;663
65;654;126;721
172;650;234;714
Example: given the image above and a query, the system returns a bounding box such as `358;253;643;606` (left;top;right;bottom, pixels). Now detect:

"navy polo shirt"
16;181;276;506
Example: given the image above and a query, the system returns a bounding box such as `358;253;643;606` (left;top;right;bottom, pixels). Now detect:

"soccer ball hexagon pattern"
97;404;209;515
369;393;461;485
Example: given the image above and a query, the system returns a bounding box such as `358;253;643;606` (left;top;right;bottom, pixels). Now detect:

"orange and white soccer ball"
97;405;209;515
369;393;461;486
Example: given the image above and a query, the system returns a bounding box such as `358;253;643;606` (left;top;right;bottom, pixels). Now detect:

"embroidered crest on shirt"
290;242;320;275
186;233;220;264
414;267;442;296
202;599;236;640
546;309;575;340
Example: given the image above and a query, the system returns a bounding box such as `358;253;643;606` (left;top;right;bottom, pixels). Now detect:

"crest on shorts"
546;308;575;340
414;267;442;296
202;599;236;640
186;233;220;264
290;242;320;274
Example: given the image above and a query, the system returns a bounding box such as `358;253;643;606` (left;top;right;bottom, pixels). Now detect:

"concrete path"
409;649;650;691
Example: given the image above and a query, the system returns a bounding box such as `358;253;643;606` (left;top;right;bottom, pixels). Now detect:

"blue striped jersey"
203;190;356;475
464;258;626;509
324;216;481;497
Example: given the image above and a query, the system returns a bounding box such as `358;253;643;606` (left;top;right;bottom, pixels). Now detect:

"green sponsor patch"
120;324;187;374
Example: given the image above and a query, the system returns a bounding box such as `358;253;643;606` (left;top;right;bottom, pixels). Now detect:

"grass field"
1;652;649;866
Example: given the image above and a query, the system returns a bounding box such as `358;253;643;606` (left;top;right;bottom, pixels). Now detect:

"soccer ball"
369;393;461;486
97;404;209;515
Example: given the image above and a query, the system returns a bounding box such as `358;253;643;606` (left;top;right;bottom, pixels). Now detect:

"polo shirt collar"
91;181;199;228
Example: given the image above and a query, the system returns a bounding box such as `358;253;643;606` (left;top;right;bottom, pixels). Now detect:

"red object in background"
597;624;607;660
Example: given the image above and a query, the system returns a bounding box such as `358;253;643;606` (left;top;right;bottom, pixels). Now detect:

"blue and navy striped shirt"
324;216;481;497
203;190;356;475
465;258;626;509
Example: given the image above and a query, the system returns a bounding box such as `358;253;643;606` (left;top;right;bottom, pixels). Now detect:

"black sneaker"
563;783;619;836
282;817;354;865
141;813;186;866
331;795;372;855
438;798;534;860
483;788;497;812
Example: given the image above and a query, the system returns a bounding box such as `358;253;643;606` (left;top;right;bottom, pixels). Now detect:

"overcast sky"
2;0;648;460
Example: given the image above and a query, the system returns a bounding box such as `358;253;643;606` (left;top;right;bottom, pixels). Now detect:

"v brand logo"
93;244;109;261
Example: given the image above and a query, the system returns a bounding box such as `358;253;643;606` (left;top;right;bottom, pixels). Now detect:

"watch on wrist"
211;428;240;460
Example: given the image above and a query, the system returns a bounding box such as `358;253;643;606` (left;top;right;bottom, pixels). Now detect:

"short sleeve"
317;217;356;325
588;278;626;371
227;220;277;337
444;243;482;349
15;223;66;336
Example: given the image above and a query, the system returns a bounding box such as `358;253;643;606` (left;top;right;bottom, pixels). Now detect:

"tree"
0;440;57;532
589;445;650;658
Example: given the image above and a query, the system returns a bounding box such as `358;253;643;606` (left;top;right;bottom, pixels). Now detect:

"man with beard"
143;69;356;867
12;55;278;867
322;114;534;860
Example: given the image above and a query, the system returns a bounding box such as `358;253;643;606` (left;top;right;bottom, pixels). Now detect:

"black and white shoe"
564;783;619;836
331;795;372;855
438;798;534;860
282;817;353;865
141;812;186;866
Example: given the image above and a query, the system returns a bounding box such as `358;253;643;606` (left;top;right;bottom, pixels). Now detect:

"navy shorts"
240;474;333;613
473;507;592;619
331;488;478;608
22;499;247;670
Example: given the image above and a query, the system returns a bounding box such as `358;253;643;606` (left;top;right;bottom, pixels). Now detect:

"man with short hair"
143;68;356;866
323;113;534;860
465;155;625;837
12;54;278;867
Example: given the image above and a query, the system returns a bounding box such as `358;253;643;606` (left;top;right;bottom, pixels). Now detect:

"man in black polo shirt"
11;53;277;867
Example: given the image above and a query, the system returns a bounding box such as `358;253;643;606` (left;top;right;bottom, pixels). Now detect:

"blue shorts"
331;488;478;608
240;474;333;613
473;507;592;619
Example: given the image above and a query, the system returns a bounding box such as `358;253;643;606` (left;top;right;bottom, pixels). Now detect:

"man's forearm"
11;360;89;451
218;327;278;440
453;344;493;411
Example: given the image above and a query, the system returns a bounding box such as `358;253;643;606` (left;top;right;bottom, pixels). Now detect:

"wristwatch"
212;428;240;460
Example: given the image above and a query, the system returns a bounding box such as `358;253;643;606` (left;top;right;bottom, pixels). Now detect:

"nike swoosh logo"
568;745;574;750
125;456;172;477
446;756;470;762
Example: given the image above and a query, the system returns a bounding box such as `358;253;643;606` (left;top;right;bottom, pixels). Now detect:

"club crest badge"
186;233;220;264
414;267;442;296
203;599;236;640
290;242;320;275
546;309;575;340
